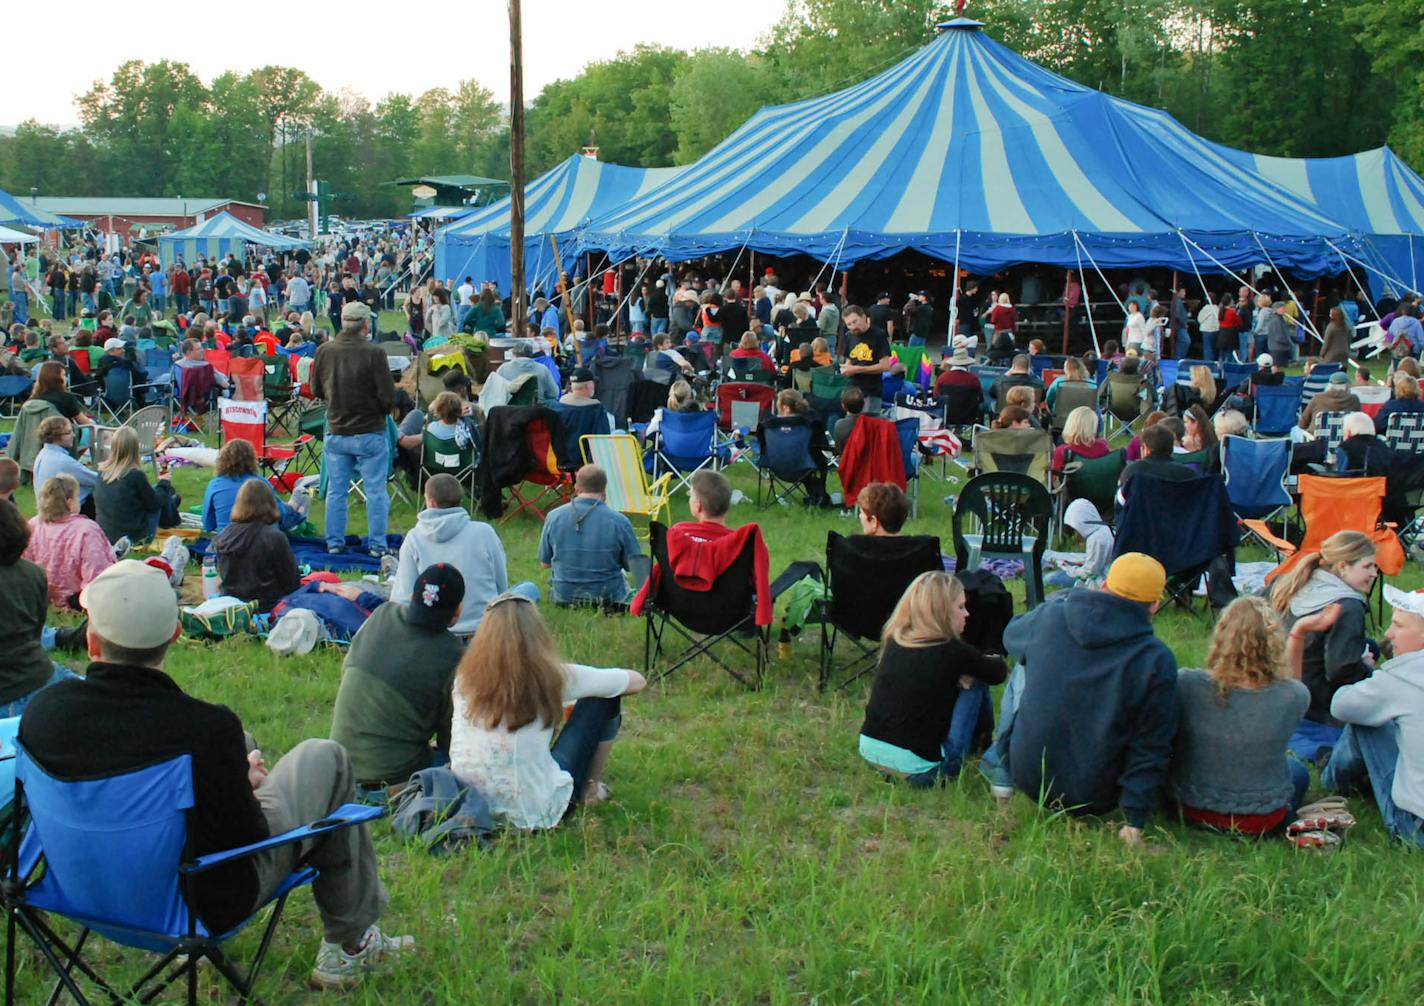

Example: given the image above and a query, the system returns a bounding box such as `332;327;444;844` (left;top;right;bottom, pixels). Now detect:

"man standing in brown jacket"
312;302;396;556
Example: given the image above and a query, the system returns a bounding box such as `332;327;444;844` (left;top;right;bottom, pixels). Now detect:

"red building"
27;197;265;235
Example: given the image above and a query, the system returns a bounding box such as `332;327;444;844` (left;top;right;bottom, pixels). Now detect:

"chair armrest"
646;473;674;499
180;803;382;875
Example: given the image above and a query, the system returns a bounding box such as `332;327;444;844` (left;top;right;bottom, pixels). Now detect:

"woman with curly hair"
1170;596;1341;834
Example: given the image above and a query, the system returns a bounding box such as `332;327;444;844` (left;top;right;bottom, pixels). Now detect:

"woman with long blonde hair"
859;571;1007;786
1189;364;1218;412
1051;405;1109;473
1269;530;1379;761
94;426;172;544
1171;596;1341;834
448;594;646;829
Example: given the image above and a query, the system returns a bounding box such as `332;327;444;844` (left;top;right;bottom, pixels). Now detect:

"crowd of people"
1;234;1423;996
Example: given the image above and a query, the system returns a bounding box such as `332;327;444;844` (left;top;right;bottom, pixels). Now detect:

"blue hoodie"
1005;588;1179;828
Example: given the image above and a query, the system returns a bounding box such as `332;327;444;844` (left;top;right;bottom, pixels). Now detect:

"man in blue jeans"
1322;584;1424;847
311;302;396;556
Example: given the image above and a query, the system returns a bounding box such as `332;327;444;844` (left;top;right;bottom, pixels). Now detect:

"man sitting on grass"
19;560;413;989
979;553;1180;846
631;469;772;626
538;464;642;606
1321;585;1424;848
389;473;538;638
332;563;466;793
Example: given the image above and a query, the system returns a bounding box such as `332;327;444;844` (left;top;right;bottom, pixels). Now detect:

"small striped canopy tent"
157;211;309;268
1205;144;1424;300
0;224;38;244
434;155;685;295
576;19;1360;280
0;190;82;230
409;205;480;222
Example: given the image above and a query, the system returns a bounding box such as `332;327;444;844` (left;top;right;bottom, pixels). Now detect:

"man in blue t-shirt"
537;465;642;605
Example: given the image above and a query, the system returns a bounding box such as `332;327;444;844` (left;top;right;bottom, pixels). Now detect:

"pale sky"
1;0;789;127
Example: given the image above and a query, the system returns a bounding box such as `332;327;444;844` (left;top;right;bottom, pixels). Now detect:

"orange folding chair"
499;417;573;523
227;356;265;401
1251;474;1405;586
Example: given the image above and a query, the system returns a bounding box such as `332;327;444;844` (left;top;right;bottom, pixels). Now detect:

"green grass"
4;337;1424;1003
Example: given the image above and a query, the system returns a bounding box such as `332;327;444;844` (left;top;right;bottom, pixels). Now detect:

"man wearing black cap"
331;564;466;792
868;292;896;341
559;366;616;429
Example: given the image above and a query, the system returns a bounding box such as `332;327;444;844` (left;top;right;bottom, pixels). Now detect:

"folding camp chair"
894;416;922;517
1113;471;1239;612
1055;448;1126;527
937;383;984;427
66;350;97;399
0;376;32;419
970;426;1052;485
729;357;774;384
971;365;1007;412
95;405;169;472
226;356;265;402
755;418;819;507
1156;359;1179;392
498;415;573;523
2;744;381;1006
95;363;138;426
262;357;302;435
1253;384;1303;437
1301;363;1341;406
1309;410;1349;467
651;409;724;494
1220;435;1292;553
552;403;611;473
218;398;314;486
418;425;478;507
1252;474;1406;583
816;531;942;691
640;521;767;689
1384;411;1424;455
1101;372;1150;439
295;402;327;474
1048;381;1099;435
580;433;672;541
1221;362;1254;394
715;382;775;435
809;366;851;426
952;473;1053;609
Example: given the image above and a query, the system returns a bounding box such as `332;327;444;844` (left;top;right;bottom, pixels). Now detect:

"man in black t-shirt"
907;291;934;345
841;305;894;413
867;292;896;341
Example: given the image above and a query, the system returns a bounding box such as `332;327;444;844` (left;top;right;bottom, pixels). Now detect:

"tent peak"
936;18;984;32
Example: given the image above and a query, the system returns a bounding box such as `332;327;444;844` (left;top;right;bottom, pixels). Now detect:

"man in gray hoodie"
1322;584;1424;847
388;475;539;637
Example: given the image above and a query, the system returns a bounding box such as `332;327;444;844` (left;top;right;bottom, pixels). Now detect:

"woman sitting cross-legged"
94;426;174;545
448;593;646;829
23;473;116;611
213;479;302;613
858;570;1008;786
1171;596;1342;835
202;438;306;534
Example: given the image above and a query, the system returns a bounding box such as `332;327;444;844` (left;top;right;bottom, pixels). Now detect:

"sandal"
1295;796;1350;818
1287;828;1342;852
1289;810;1357;834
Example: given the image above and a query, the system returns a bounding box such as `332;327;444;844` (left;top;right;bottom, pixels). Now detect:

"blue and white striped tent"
409;205;479;223
0;189;82;230
576;18;1361;279
1205;145;1424;300
435;155;684;294
157;211;308;268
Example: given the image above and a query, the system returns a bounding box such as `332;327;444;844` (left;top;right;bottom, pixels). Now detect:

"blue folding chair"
1221;362;1254;393
1095;358;1111;384
3;746;381;1006
1156;359;1179;392
0;376;33;419
895;417;922;518
1301;363;1341;406
1221;435;1292;552
1253;384;1302;436
651;409;724;494
970;365;1006;412
755;419;817;507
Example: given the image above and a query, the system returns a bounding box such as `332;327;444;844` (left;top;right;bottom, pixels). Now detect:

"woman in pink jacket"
23;473;115;610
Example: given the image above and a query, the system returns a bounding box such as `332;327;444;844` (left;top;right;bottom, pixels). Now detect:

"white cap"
1384;584;1424;619
79;560;179;650
103;338;126;352
1257;353;1273;366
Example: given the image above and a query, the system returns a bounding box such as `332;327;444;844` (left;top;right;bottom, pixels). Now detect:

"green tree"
1346;0;1424;165
668;49;772;162
76;60;208;196
526;46;687;172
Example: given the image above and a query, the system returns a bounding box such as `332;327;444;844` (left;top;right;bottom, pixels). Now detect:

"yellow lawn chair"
580;433;672;541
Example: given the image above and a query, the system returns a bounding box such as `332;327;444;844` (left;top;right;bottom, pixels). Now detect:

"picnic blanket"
188;533;403;573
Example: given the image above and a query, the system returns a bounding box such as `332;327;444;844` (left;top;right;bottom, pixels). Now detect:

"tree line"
0;0;1418;223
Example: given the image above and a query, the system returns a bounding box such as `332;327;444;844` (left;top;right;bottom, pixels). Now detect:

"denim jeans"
1201;329;1216;363
0;664;78;719
51;292;65;320
81;291;97;313
324;431;390;552
151;293;165;315
651;318;669;336
551;696;622;815
1238;331;1253;363
175;294;189;315
906;680;990;787
11;289;27;326
907;335;926;347
978;662;1027;790
1322;722;1424;847
1286;718;1342;766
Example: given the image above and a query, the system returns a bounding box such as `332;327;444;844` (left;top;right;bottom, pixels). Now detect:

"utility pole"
508;0;527;339
306;135;317;240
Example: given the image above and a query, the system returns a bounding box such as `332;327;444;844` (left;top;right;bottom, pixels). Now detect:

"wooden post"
508;0;527;339
1170;269;1179;357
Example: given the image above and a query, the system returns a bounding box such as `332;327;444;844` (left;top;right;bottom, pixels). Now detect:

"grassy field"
3;317;1424;1002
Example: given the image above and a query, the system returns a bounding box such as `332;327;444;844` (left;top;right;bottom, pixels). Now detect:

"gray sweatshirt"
1331;648;1424;820
390;507;509;635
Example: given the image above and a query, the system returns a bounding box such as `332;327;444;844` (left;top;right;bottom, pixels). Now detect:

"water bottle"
202;555;219;599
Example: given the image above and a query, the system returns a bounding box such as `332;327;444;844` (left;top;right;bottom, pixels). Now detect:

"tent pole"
1072;237;1101;358
508;0;527;339
1170;270;1179;357
1061;269;1071;355
1250;231;1322;344
948;228;961;349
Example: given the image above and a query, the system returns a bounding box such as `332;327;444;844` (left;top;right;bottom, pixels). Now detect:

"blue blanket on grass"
188;533;403;573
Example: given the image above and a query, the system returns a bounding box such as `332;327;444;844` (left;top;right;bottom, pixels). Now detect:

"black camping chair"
641;521;768;689
1112;470;1240;612
815;531;943;691
952;472;1054;609
755;417;820;507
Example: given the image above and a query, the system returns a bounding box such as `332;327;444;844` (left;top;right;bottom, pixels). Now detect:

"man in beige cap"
311;300;396;557
19;561;412;988
978;552;1180;845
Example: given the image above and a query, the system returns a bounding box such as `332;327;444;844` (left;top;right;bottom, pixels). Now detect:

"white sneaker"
309;925;414;990
112;536;131;561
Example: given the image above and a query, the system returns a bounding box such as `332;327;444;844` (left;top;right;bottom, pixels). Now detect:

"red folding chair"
227;356;265;401
218;398;314;487
715;381;776;432
204;347;232;378
499;417;573;523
